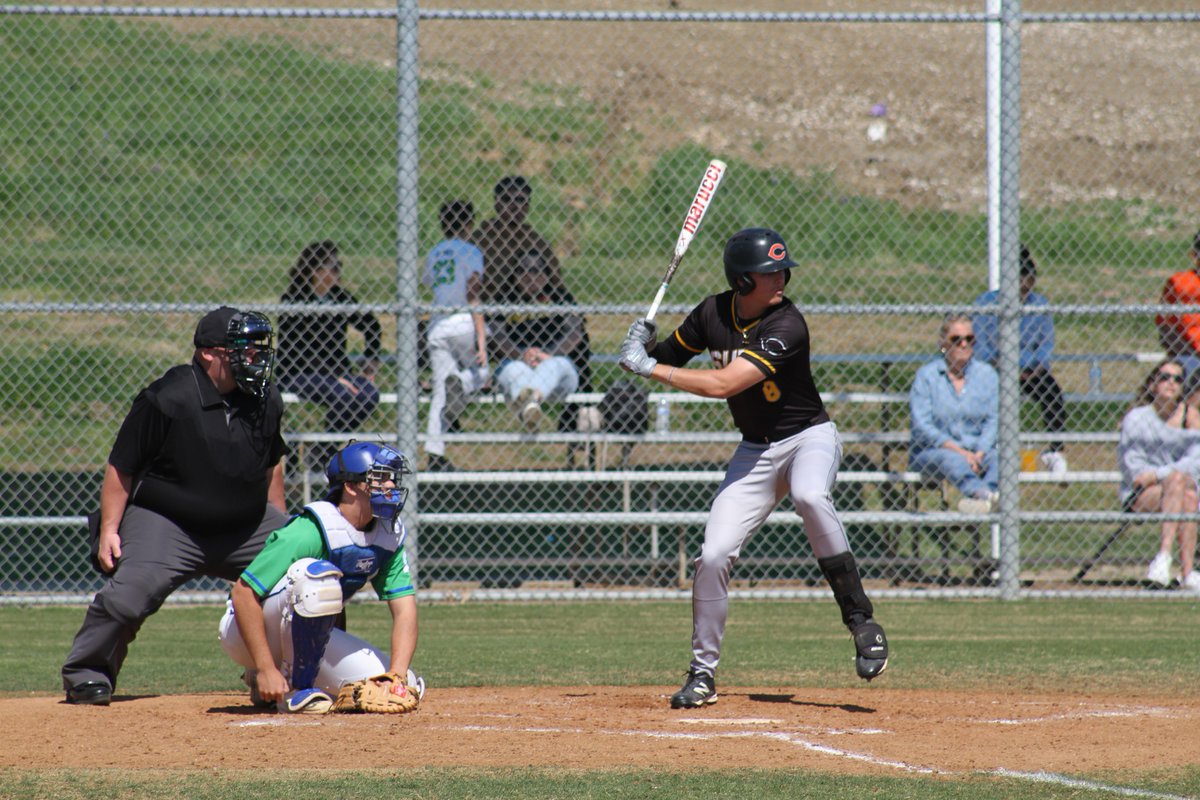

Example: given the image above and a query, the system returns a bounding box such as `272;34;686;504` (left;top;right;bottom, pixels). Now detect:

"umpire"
62;306;289;705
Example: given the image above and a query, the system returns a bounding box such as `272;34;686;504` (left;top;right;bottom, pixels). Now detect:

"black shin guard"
817;551;874;629
818;552;889;681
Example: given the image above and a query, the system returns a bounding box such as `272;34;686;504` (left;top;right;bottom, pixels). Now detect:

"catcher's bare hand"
255;666;289;704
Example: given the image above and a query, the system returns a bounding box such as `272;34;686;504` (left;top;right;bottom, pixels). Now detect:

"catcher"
218;441;424;714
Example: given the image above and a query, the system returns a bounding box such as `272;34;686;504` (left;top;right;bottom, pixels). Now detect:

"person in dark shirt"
619;227;888;708
490;248;590;430
277;241;383;455
62;307;289;706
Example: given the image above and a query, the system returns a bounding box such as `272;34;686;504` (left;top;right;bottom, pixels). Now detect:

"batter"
618;227;888;708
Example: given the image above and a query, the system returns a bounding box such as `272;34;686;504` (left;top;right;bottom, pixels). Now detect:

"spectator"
1155;228;1200;377
472;175;593;435
61;307;288;706
422;200;490;472
972;245;1068;476
909;314;1000;514
490;248;588;430
473;175;563;305
1118;358;1200;591
277;241;383;465
218;441;423;713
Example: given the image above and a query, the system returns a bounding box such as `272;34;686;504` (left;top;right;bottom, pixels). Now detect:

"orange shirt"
1156;269;1200;356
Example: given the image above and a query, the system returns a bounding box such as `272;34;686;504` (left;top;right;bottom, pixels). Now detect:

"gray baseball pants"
62;503;287;692
690;421;850;676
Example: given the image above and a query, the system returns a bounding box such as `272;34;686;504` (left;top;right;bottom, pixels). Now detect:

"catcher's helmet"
325;441;412;521
225;310;276;398
723;227;797;295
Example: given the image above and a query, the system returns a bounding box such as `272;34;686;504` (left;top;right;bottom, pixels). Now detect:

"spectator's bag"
600;379;650;434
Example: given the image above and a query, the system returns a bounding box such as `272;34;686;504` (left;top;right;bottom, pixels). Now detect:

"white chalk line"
983;704;1181;726
455;723;936;774
991;769;1196;800
452;721;1195;796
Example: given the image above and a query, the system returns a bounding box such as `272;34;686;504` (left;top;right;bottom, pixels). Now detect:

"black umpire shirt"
649;291;829;443
108;359;287;533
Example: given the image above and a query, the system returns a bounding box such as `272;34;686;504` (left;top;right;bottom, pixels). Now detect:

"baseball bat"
644;158;727;322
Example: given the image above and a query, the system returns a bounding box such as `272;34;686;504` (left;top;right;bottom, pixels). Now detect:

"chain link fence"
3;2;1200;601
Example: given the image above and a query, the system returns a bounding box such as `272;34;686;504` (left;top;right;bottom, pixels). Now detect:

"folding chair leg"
1073;519;1134;583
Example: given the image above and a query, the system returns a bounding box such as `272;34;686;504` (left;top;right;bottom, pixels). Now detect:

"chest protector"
303;501;405;601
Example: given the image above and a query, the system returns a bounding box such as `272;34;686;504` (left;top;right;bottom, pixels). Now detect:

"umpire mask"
225;311;276;398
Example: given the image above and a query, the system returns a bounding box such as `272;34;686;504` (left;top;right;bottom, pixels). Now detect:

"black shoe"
851;619;889;681
426;454;457;473
66;680;112;706
669;669;717;708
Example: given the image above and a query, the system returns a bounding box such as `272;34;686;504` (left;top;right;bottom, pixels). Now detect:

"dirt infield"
5;686;1198;777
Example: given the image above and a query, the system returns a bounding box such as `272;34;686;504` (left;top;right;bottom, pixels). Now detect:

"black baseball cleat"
669;669;717;709
851;619;889;681
65;680;112;706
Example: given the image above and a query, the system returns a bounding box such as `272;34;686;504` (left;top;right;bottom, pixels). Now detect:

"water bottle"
655;398;670;434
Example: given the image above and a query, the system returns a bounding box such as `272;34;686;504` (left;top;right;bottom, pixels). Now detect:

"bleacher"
280;351;1152;589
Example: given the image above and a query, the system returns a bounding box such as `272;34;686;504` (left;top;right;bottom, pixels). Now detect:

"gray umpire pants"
690;421;850;676
61;503;287;692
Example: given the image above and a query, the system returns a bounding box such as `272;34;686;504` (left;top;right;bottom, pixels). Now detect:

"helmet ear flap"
737;273;756;296
782;268;791;287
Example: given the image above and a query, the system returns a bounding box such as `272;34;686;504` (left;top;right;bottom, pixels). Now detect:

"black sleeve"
341;289;383;362
648;303;707;367
107;388;171;477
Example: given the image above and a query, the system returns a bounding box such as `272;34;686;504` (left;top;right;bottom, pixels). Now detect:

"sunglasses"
1157;372;1184;384
947;335;976;347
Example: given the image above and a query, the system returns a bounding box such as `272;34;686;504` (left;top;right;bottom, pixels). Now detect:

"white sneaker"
406;669;427;701
1039;451;1068;484
957;496;992;514
516;387;543;430
281;688;333;714
1146;552;1172;587
1181;571;1200;593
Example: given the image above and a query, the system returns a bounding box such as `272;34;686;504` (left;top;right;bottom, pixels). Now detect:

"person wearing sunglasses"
909;314;1000;514
1118;359;1200;591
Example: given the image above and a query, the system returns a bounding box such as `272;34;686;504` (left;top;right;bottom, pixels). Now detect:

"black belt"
746;416;828;444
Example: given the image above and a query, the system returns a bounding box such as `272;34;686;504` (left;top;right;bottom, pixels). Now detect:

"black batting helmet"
723;227;797;295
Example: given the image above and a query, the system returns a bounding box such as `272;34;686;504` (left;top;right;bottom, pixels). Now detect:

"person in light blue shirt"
909;314;1000;514
972;245;1068;474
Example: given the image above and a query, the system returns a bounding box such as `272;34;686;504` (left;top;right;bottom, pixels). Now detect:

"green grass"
3;600;1199;799
6;599;1197;696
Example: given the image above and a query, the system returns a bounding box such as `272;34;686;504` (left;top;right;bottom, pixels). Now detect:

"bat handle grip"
645;283;669;323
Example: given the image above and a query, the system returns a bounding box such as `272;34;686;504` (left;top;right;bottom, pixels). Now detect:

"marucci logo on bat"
682;163;726;235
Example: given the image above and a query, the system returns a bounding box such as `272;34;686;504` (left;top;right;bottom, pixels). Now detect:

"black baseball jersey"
649;291;829;442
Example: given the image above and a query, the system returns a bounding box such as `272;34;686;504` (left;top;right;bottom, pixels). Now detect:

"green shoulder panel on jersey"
239;515;327;596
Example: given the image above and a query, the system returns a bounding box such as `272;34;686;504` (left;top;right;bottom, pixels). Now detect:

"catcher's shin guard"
287;612;337;691
818;552;889;681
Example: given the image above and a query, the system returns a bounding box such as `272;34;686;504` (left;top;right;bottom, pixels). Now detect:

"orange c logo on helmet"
767;243;787;261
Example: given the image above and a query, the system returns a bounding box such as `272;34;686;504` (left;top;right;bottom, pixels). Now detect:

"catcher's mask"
225;310;276;398
325;441;412;521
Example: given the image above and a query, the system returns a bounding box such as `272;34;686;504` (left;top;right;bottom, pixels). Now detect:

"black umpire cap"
193;306;241;347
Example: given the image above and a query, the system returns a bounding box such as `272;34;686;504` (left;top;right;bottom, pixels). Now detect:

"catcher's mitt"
332;672;420;714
